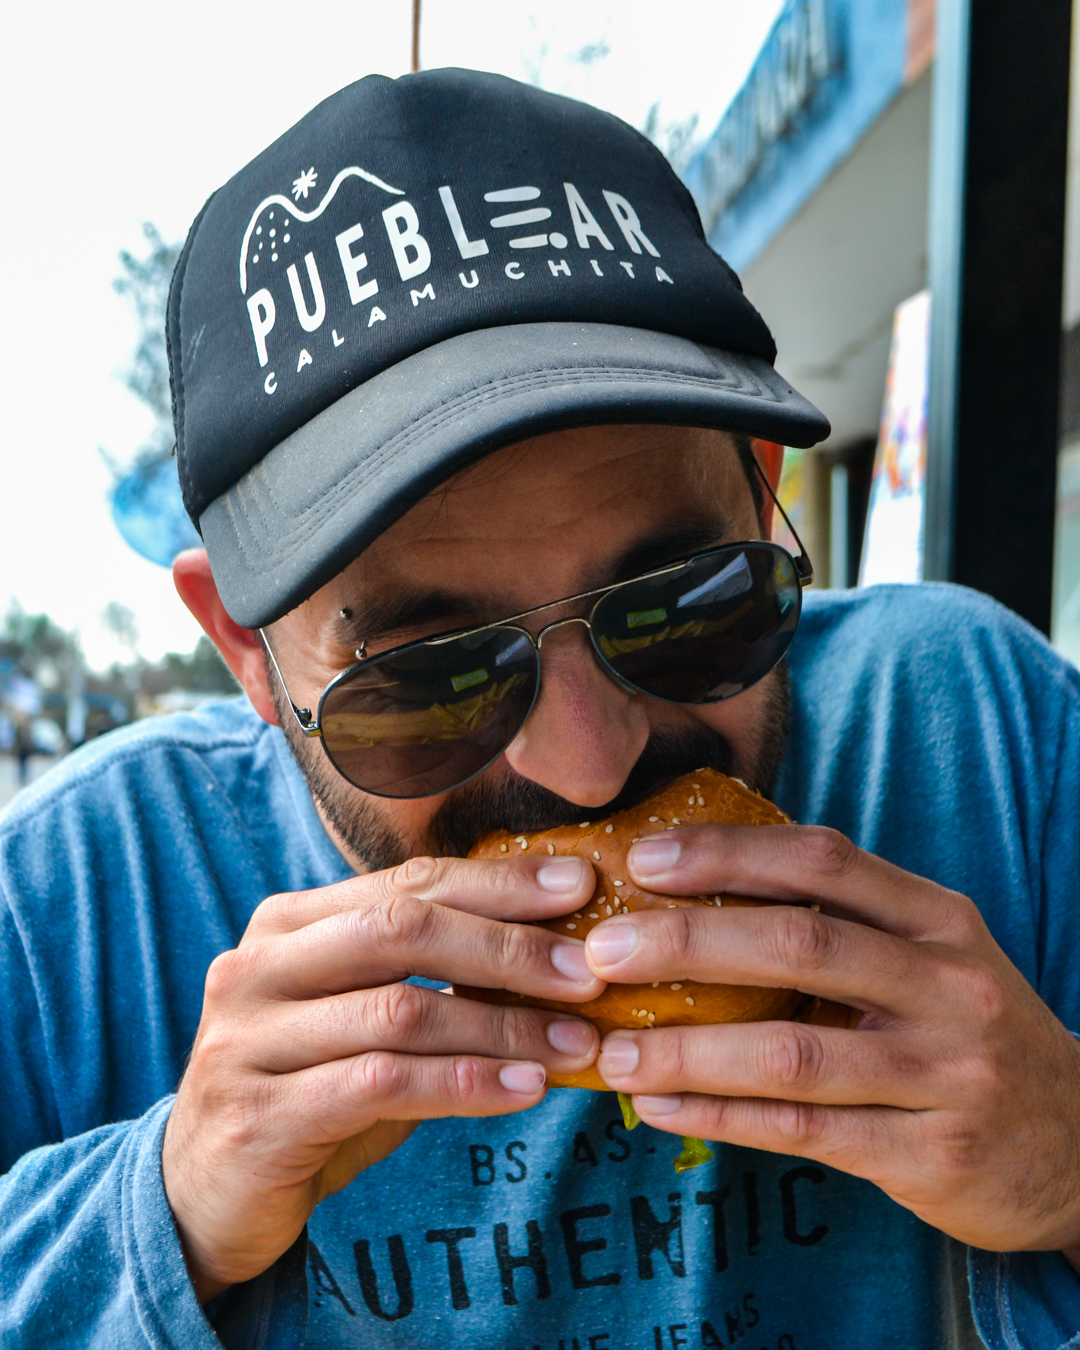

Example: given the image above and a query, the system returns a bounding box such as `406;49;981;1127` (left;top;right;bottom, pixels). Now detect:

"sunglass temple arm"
258;630;324;737
750;449;814;586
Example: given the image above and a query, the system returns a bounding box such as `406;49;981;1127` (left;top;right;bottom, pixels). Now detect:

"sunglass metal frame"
261;450;812;763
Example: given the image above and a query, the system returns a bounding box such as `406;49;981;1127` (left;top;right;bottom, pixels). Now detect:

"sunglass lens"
591;543;800;703
319;627;538;798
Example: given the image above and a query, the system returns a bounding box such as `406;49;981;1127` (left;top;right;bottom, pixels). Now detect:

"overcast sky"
0;0;782;668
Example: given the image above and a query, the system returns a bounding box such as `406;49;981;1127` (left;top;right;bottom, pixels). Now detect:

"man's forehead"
362;424;747;555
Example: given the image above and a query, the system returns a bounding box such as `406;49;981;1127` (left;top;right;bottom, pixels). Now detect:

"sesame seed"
588;912;599;919
731;777;748;788
697;796;705;806
500;843;508;852
566;922;577;930
692;782;701;789
631;1008;639;1017
668;903;677;907
671;983;682;990
646;1023;655;1029
811;902;821;912
593;851;601;861
631;837;641;843
648;1012;655;1022
605;824;614;833
520;840;528;849
648;816;660;822
579;822;590;828
672;817;681;825
685;997;695;1006
613;879;624;887
715;897;723;906
605;905;613;915
688;795;695;805
515;836;527;843
652;981;659;987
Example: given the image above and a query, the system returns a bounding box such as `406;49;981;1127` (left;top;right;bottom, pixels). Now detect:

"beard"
270;661;791;875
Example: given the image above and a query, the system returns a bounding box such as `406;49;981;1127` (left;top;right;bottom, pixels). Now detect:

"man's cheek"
691;668;789;794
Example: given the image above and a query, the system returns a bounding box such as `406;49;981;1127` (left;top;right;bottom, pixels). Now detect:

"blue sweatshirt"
1;584;1078;1350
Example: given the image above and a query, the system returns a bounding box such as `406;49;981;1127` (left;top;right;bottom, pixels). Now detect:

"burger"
453;768;854;1170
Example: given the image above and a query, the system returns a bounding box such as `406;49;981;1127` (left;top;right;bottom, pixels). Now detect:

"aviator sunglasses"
262;456;812;800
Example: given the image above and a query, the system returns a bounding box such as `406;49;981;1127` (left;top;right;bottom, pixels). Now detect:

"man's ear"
751;439;785;537
172;549;280;726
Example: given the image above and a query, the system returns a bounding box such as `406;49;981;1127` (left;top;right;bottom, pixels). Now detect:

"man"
1;68;1079;1350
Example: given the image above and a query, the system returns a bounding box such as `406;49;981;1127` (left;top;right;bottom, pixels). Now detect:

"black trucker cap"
168;68;829;628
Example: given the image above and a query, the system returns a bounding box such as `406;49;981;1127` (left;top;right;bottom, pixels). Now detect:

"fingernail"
586;921;638;965
628;836;682;877
634;1093;682;1116
499;1063;546;1094
537;858;589;893
546;1019;596;1057
551;942;594;983
599;1035;639;1077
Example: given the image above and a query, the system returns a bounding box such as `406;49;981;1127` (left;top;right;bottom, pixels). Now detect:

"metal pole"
412;0;421;73
923;0;1072;634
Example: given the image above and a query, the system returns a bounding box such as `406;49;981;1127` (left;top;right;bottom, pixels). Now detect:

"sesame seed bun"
453;768;854;1089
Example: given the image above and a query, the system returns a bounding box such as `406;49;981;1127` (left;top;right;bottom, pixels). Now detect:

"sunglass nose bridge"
535;615;592;647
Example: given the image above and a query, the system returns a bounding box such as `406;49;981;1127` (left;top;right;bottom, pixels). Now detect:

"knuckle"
664;1028;695;1086
950;1048;999;1101
950;961;1009;1025
189;1021;242;1077
771;903;836;971
243;890;292;938
760;1022;825;1093
499;917;540;972
500;1007;543;1059
451;1056;489;1101
388;855;441;896
367;981;428;1044
798;826;860;883
928;1115;987;1180
773;1098;828;1150
940;892;987;947
347;1049;406;1103
357;890;436;950
203;946;254;1005
485;858;537;902
656;906;698;966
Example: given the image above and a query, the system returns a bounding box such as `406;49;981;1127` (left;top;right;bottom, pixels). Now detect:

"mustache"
428;725;735;858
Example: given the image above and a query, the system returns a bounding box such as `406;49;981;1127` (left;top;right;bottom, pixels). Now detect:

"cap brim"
200;321;830;627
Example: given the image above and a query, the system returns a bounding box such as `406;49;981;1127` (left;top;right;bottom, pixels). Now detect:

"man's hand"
162;855;603;1302
586;823;1080;1257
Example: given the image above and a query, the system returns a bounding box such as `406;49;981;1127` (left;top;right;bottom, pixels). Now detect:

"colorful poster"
859;289;930;586
772;447;807;559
